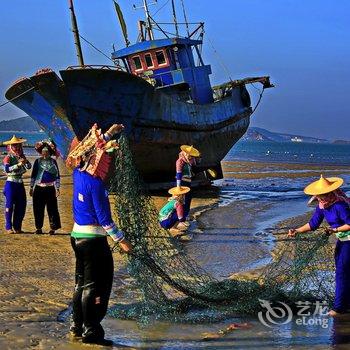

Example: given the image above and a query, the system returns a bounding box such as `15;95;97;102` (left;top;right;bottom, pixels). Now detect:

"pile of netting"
108;135;335;323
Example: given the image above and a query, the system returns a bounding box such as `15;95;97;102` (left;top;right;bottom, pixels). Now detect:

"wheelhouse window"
144;53;154;68
132;56;142;71
155;50;167;65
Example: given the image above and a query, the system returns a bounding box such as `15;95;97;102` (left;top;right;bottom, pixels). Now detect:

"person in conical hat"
175;145;201;220
67;123;132;346
288;175;350;316
30;139;61;235
2;135;31;234
159;186;191;234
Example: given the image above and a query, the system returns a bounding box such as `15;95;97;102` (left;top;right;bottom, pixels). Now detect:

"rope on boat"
77;33;115;63
251;86;265;114
206;34;233;82
153;0;171;17
0;86;35;109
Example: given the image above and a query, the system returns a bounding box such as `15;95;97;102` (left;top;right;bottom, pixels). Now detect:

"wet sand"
0;159;76;349
0;158;219;349
222;160;350;179
0;159;350;349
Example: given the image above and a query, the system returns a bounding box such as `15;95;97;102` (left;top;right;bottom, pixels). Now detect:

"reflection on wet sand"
0;160;350;349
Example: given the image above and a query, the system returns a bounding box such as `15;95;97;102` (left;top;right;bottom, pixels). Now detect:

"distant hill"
0;117;346;144
0;117;40;132
332;140;350;145
243;127;329;143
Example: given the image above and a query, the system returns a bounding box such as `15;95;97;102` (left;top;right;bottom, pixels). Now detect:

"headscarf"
317;189;350;209
66;124;119;181
7;144;24;158
178;151;196;166
35;139;59;157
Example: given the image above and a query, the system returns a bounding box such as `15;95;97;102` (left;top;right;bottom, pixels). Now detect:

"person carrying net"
66;123;132;346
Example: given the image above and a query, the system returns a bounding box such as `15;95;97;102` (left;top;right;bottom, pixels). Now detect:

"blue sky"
0;0;349;139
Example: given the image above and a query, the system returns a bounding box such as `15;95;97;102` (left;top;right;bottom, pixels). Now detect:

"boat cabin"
112;38;213;104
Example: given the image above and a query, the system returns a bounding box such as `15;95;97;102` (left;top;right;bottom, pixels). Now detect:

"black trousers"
70;237;114;340
33;186;61;230
183;182;192;218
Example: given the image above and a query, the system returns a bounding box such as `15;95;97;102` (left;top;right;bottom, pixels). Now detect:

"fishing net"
109;135;335;323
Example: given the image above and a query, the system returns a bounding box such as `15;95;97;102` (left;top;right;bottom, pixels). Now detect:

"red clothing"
176;151;196;183
175;201;184;220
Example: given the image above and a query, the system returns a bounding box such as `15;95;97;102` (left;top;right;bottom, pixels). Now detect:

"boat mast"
143;0;155;40
138;20;146;41
68;0;85;66
171;0;179;37
180;0;190;37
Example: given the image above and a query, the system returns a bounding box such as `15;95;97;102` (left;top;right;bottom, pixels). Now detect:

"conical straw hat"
180;145;200;157
168;186;190;196
3;135;27;145
207;168;217;178
304;175;344;195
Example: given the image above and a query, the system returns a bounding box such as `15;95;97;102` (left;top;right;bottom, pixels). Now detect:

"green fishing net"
109;135;335;323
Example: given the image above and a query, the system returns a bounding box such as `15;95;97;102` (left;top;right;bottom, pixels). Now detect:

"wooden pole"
68;0;85;66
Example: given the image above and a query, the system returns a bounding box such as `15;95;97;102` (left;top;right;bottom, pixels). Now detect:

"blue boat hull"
5;67;252;182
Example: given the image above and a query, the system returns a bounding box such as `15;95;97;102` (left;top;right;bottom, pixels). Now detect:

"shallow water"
187;198;307;279
227;140;350;165
106;315;350;349
2;143;349;348
106;169;350;349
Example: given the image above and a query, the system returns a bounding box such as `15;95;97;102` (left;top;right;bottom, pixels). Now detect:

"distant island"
0;117;348;144
332;140;350;145
0;116;40;132
243;127;330;143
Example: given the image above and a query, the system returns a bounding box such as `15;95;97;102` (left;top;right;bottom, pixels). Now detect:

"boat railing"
212;77;274;101
212;82;233;101
66;64;125;71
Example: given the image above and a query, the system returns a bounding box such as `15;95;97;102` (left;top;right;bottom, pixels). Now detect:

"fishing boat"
5;0;273;182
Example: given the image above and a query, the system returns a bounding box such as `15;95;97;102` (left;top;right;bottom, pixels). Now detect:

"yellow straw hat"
304;175;344;196
207;168;217;179
180;145;200;157
3;135;27;145
168;186;190;196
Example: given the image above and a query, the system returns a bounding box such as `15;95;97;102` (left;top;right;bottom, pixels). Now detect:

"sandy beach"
0;157;219;349
0;159;350;349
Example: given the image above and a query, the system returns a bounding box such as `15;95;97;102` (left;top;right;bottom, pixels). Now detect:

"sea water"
1;132;350;166
106;141;350;349
227;140;350;165
2;133;350;348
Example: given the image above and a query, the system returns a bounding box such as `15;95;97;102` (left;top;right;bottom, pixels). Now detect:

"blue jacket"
309;201;350;230
73;168;114;227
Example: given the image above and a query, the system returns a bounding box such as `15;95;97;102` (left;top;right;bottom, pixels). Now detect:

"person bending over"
288;175;350;317
175;145;200;221
159;186;190;234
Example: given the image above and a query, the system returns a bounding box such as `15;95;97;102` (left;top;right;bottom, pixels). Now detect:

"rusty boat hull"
5;67;252;182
